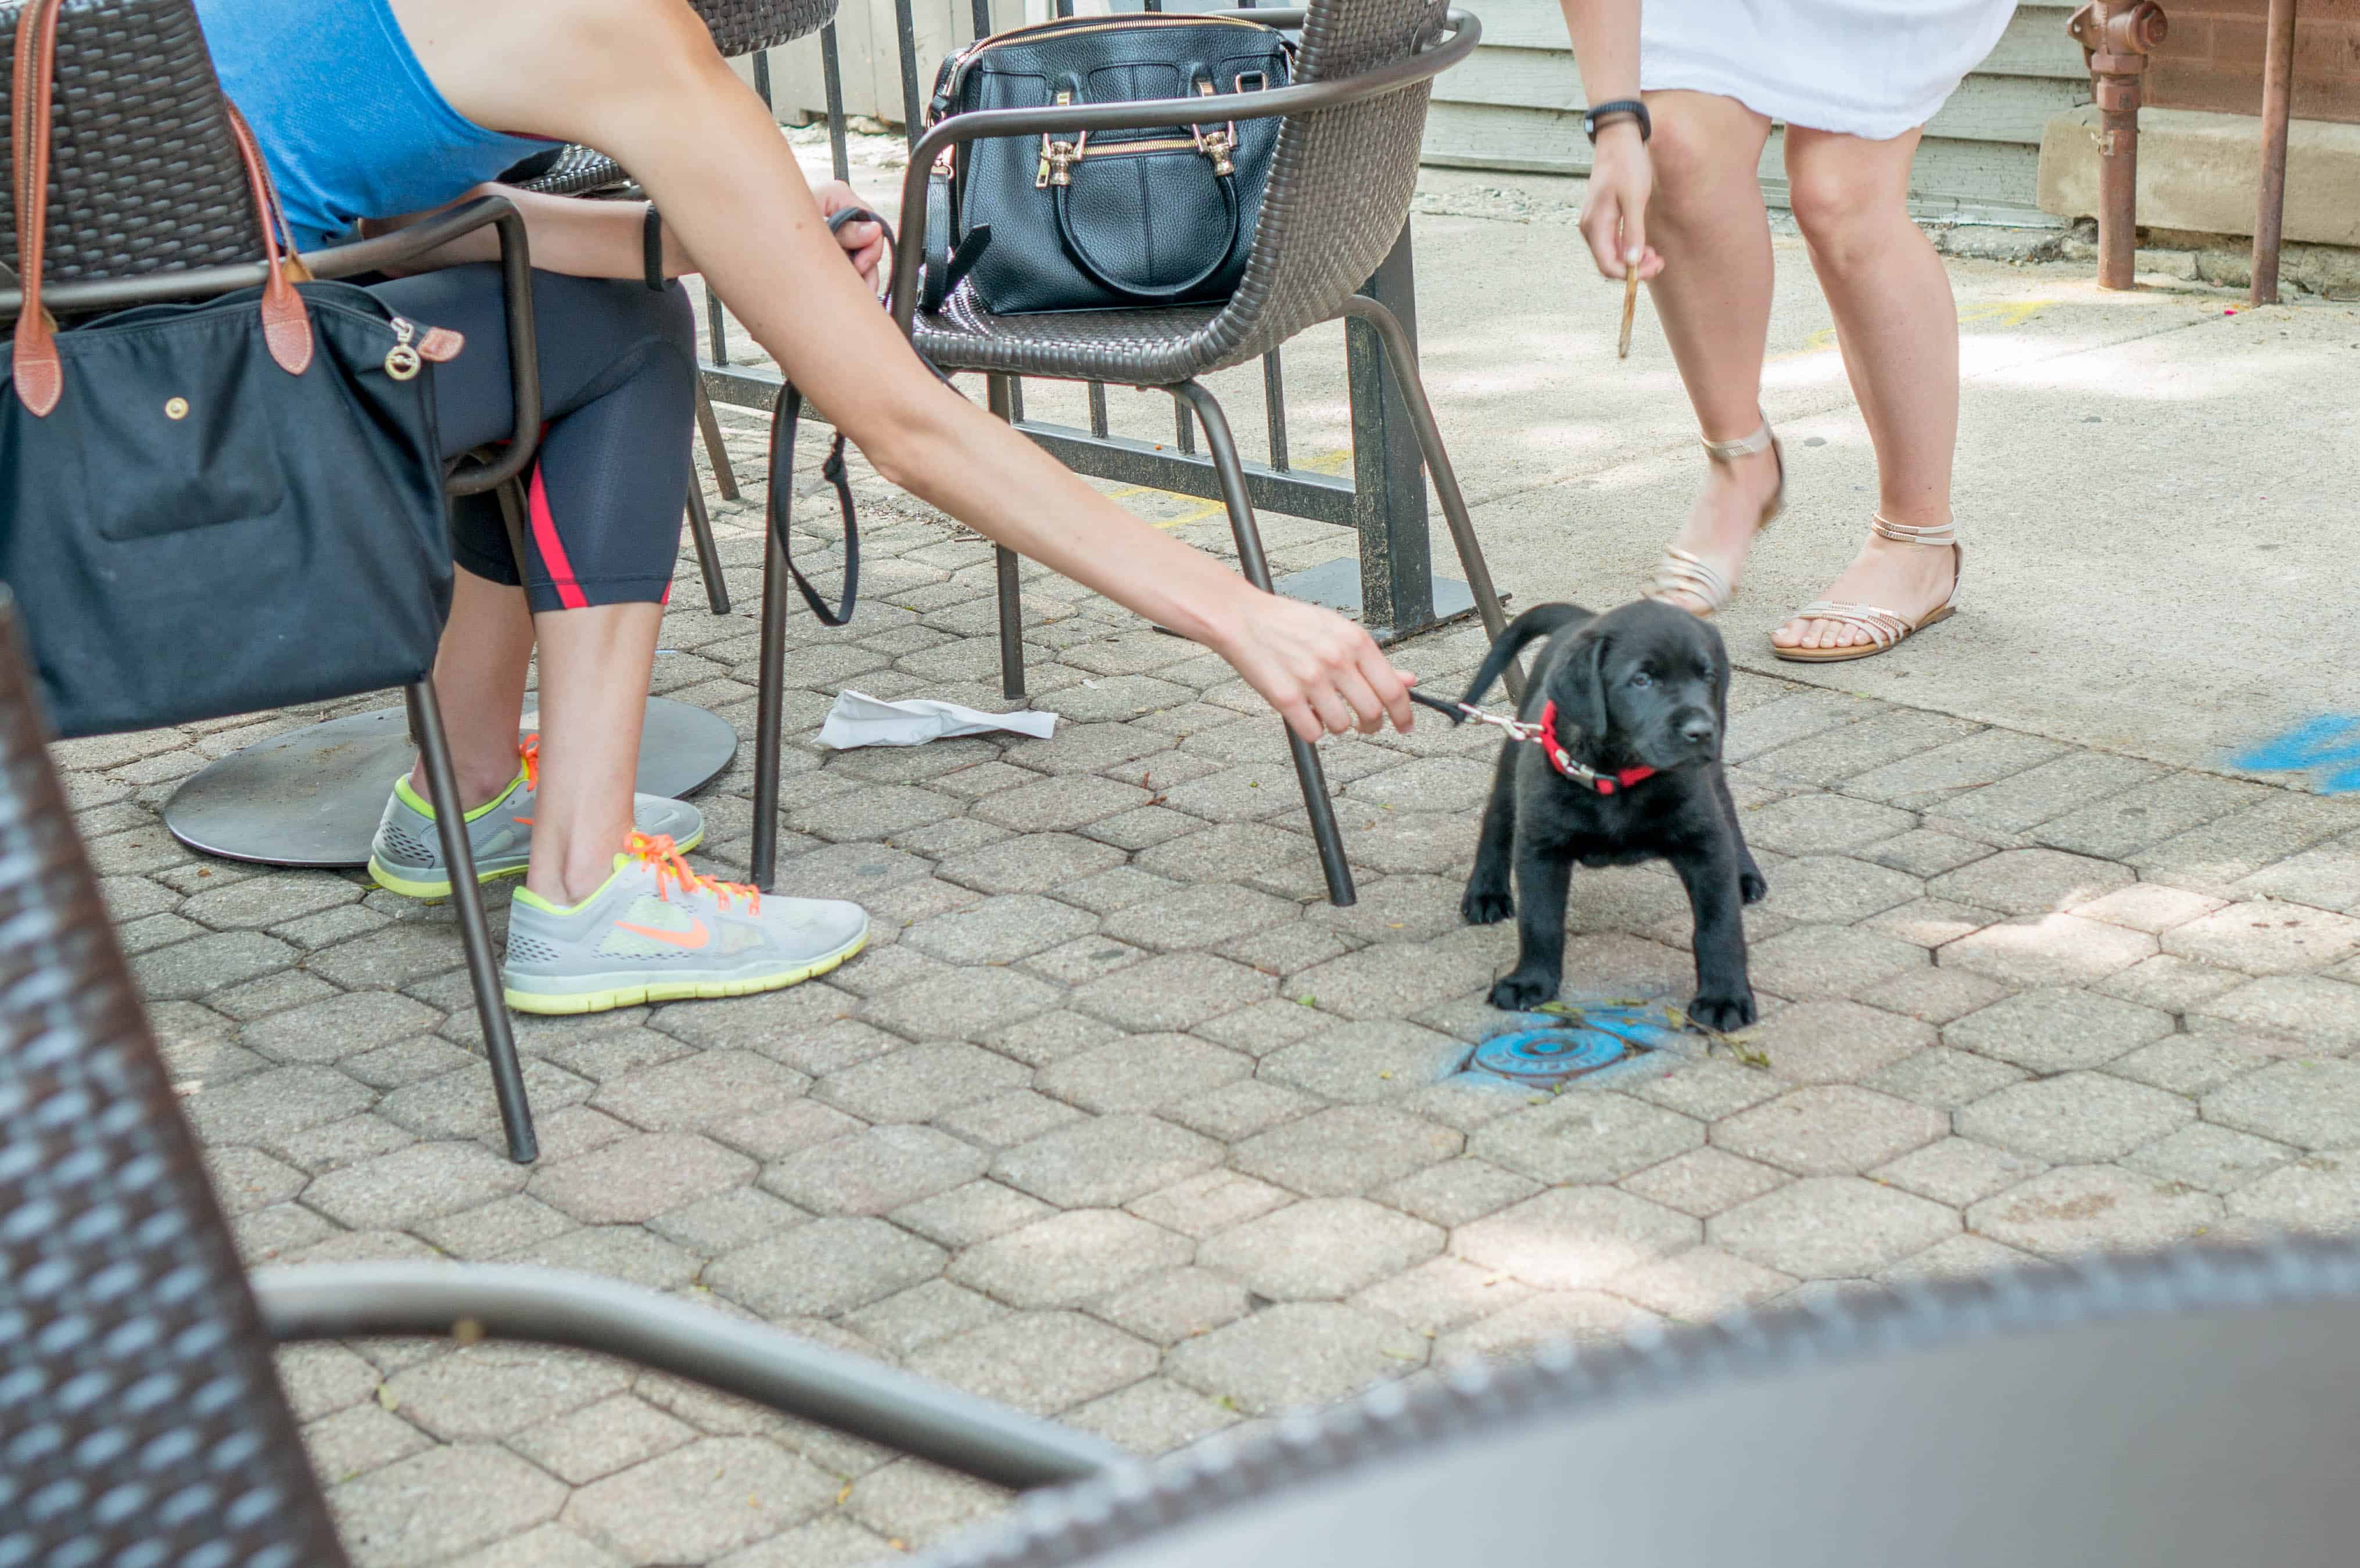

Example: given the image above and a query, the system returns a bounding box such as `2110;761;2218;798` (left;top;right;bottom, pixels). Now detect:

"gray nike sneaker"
501;834;869;1014
367;741;702;900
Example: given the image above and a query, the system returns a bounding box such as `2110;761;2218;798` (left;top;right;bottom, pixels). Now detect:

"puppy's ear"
1564;631;1611;741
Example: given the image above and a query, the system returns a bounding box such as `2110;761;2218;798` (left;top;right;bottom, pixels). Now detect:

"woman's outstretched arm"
392;0;1414;742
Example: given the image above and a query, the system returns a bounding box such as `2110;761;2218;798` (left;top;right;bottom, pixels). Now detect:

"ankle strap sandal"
1773;513;1964;663
1640;418;1787;617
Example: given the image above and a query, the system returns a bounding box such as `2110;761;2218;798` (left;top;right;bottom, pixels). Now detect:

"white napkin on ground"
817;688;1057;750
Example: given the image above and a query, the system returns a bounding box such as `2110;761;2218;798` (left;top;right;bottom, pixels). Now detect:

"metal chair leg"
749;523;792;894
695;376;740;501
406;679;537;1164
994;546;1025;701
1335;295;1522;702
985;375;1027;701
1173;381;1356;907
684;479;732;616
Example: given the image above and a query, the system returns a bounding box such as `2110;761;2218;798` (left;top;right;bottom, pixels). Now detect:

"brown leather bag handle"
9;0;313;416
11;0;66;414
222;102;315;374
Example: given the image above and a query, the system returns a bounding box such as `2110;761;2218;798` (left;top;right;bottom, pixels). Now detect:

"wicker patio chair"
918;1237;2360;1566
748;1;1509;909
0;0;547;1161
0;589;1118;1567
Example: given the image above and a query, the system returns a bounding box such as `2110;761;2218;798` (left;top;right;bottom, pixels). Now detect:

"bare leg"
1774;124;1962;651
523;602;665;906
410;566;533;808
1638;89;1782;612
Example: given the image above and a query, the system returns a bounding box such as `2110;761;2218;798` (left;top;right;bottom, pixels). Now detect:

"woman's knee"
1645;95;1768;225
1785;141;1913;260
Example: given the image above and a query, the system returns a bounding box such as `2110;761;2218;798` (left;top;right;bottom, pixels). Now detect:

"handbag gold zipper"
383;317;422;381
1035;78;1245;188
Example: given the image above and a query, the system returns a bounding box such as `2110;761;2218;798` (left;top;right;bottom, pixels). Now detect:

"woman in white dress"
1560;0;2014;660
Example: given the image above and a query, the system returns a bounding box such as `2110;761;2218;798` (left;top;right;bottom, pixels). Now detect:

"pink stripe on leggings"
526;461;590;611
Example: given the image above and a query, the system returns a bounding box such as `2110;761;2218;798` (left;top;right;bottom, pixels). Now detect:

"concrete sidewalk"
1402;168;2360;780
53;152;2360;1566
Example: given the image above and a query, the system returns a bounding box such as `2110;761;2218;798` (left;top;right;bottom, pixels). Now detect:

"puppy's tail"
1458;602;1589;711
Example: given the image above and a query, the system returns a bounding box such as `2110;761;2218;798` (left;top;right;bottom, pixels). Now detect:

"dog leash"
766;204;966;627
1408;689;1657;796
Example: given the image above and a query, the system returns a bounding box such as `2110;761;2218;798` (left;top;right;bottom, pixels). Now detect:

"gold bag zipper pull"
383;317;423;381
1191;81;1238;176
1038;89;1081;188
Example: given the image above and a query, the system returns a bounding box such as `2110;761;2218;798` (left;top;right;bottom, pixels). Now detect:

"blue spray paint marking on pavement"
1466;1002;1683;1088
2232;715;2360;794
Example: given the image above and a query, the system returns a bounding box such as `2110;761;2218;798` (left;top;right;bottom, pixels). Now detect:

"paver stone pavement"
59;136;2360;1564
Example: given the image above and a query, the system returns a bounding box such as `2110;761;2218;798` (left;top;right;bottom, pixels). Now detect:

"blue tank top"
191;0;546;252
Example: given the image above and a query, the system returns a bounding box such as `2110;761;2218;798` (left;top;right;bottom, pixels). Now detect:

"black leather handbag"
0;0;461;739
921;10;1290;315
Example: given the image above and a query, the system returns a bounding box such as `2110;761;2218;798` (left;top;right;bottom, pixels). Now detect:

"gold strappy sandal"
1772;514;1963;663
1639;419;1786;617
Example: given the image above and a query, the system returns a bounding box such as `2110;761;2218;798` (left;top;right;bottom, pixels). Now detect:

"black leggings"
370;264;696;613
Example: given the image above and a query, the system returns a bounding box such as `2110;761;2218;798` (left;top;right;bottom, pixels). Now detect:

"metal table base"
163;697;740;869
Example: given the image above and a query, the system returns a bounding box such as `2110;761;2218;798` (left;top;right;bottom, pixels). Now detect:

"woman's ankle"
525;833;633;909
1686;446;1781;544
408;758;519;816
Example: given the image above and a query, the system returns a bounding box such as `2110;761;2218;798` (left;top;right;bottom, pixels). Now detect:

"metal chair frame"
917;1236;2360;1566
748;5;1511;910
0;197;550;1164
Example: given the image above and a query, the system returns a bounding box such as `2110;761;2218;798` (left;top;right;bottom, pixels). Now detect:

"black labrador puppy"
1456;599;1767;1031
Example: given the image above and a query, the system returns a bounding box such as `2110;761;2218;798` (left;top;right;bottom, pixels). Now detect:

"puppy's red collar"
1537;700;1657;795
1404;689;1659;795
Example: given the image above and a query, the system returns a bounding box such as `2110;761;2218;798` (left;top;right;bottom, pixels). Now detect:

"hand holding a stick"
1577;117;1662;358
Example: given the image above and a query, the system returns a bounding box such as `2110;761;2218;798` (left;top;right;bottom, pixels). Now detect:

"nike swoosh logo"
615;917;711;950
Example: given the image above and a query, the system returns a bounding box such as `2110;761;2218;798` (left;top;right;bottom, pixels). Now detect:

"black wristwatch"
1583;99;1651;143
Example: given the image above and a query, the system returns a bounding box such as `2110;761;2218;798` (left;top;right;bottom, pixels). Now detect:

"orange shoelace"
519;734;541;792
627;831;760;914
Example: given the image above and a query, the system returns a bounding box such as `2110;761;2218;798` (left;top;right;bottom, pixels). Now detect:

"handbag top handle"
9;0;312;415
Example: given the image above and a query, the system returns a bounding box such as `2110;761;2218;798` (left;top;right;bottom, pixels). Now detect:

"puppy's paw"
1739;863;1769;906
1489;968;1559;1012
1461;881;1515;925
1687;988;1757;1034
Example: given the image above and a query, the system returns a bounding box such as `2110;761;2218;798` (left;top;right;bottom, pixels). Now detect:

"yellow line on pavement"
1769;297;2052;363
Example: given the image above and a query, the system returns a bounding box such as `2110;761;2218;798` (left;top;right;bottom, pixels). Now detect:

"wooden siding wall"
1425;0;2093;225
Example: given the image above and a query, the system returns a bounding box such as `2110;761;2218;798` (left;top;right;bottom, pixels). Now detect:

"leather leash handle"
766;204;897;627
8;1;313;415
769;382;861;627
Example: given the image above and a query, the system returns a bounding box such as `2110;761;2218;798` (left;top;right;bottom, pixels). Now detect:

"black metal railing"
698;0;1476;644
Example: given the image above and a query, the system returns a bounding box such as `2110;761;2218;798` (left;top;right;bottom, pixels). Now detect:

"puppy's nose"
1678;715;1717;748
